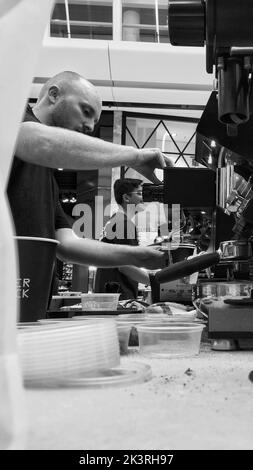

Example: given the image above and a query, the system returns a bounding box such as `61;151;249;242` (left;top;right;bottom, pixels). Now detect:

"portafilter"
151;239;253;285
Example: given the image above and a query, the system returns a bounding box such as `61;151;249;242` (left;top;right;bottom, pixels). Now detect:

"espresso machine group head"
168;0;253;136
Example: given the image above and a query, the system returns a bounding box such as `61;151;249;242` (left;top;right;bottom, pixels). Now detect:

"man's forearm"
56;229;166;270
16;121;137;170
56;233;139;267
119;266;150;285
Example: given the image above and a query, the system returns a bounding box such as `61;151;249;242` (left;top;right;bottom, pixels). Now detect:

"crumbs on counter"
184;368;194;376
160;374;177;384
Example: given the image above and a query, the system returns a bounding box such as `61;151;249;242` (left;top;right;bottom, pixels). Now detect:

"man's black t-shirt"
7;105;70;237
95;211;139;300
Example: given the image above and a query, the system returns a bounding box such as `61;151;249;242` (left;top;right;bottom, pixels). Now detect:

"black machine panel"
196;91;253;175
163;167;216;207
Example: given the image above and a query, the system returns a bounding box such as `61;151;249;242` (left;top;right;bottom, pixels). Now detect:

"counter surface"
24;344;253;450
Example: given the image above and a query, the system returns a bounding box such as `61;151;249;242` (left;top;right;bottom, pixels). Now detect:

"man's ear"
122;193;130;204
48;85;60;104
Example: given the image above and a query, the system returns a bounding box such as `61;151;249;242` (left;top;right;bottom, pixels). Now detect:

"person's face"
126;185;144;208
50;80;102;134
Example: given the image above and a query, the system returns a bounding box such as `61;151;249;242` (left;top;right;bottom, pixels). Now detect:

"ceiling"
31;37;214;117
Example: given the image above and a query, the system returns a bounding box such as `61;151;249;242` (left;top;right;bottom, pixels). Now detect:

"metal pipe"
155;0;160;43
64;0;71;39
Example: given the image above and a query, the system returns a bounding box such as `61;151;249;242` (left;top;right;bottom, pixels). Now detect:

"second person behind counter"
95;178;150;300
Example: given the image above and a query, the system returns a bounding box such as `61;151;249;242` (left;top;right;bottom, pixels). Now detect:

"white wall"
31;38;214;115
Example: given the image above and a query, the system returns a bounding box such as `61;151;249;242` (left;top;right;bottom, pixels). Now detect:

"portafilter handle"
153;252;221;284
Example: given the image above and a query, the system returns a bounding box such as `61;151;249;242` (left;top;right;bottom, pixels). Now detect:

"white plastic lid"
41;362;152;388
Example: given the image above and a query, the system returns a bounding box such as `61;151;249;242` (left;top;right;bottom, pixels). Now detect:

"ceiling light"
89;266;97;272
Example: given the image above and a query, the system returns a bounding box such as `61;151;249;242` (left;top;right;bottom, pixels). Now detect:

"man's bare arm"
15;122;171;183
55;228;166;270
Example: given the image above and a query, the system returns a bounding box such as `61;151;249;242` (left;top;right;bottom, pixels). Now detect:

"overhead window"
50;0;113;40
122;0;168;43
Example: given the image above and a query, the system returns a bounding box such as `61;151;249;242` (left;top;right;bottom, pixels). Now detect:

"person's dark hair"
114;178;143;205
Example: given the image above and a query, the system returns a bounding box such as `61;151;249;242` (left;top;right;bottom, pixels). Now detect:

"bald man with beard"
8;71;172;271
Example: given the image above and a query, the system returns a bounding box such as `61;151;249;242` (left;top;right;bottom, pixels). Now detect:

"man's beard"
51;102;75;131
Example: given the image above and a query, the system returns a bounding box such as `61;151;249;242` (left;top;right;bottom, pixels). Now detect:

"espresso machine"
194;96;253;350
145;162;253;349
148;0;253;349
167;0;253;349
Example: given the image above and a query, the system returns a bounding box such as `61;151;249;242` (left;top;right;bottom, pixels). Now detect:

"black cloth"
95;211;139;300
7;105;70;238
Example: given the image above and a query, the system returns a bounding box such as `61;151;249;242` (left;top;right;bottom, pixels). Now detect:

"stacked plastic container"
17;319;152;387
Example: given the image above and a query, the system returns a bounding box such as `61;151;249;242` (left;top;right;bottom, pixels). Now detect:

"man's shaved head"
35;70;102;134
38;71;100;103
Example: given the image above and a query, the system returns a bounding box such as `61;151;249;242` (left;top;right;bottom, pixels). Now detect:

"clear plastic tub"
116;323;132;354
137;322;205;358
81;293;120;311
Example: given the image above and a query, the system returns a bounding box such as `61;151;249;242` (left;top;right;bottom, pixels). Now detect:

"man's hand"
133;245;168;270
132;148;174;184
